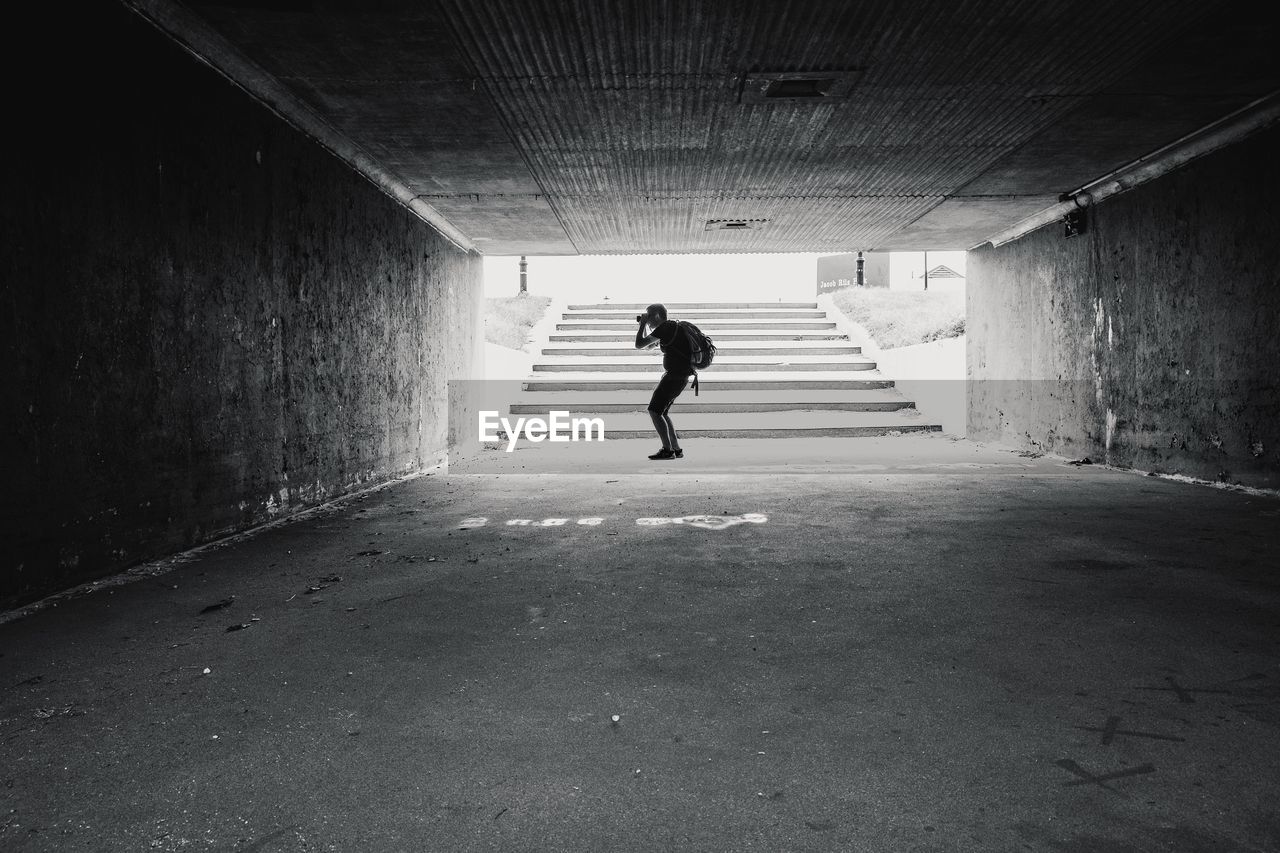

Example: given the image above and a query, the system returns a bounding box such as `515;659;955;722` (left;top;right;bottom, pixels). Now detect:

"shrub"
831;288;965;349
484;293;551;350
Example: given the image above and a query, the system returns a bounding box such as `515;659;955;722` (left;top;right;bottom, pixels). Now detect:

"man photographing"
634;303;691;460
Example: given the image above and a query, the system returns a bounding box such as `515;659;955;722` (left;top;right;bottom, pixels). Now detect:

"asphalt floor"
1;436;1278;852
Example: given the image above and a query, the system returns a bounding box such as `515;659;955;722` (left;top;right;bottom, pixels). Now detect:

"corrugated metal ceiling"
435;0;1205;251
176;0;1277;253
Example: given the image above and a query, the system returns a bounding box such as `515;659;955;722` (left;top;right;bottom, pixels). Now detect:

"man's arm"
634;316;658;349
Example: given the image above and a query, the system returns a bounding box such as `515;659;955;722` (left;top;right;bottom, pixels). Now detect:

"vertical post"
922;250;929;292
856;251;864;287
519;255;528;294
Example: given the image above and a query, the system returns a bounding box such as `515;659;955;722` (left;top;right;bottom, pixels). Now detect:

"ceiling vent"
739;70;861;104
705;218;769;231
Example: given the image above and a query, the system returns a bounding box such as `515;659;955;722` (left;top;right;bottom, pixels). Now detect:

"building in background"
817;252;964;293
890;251;966;292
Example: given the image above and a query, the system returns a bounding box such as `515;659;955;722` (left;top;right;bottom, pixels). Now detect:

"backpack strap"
691;371;699;396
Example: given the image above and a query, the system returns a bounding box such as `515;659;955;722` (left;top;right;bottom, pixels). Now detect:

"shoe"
648;448;684;460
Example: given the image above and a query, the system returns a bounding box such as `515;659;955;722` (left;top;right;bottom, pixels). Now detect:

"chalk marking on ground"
458;514;768;530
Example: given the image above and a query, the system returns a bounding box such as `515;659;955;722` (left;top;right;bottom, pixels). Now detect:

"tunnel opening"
466;252;968;462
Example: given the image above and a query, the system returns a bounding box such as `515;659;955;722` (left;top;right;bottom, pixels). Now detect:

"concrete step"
567;302;818;310
509;400;914;414
532;361;878;372
541;345;862;357
513;300;932;441
557;321;840;331
488;410;940;440
549;332;849;342
523;378;896;392
507;388;908;404
536;352;873;364
600;423;941;439
566;311;826;320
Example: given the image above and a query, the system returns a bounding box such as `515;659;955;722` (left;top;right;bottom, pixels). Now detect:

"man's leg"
648;407;674;449
648;381;676;450
660;405;681;453
648;372;687;453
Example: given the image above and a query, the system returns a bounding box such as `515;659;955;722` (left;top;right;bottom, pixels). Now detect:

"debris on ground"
225;623;251;632
306;574;343;594
199;597;235;614
355;550;384;557
1068;457;1093;466
33;705;84;720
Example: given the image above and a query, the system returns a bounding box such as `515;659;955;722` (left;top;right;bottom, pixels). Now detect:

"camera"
636;314;647;324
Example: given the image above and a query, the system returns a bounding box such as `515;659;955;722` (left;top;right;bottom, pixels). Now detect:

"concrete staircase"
507;301;942;439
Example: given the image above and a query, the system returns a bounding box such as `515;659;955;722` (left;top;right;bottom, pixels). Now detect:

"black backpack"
677;320;716;395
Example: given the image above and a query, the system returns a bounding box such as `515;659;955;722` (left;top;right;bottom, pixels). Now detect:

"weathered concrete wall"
1;4;481;607
968;125;1280;488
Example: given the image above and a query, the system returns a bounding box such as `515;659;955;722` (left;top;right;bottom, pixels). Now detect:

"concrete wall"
0;4;482;608
968;126;1280;488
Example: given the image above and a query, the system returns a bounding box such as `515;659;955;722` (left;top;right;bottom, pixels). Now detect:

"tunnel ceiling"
170;0;1278;254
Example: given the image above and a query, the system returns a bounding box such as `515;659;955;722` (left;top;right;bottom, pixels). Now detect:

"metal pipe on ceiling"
978;90;1280;249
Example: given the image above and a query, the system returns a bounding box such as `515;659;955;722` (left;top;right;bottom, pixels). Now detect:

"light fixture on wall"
1061;195;1087;238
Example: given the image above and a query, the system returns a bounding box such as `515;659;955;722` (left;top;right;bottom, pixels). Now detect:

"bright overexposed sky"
482;254;823;302
482;252;966;301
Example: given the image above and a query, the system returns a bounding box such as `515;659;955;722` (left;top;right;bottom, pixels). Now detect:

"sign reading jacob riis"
816;253;859;294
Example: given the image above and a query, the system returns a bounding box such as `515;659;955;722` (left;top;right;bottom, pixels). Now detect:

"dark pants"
648;371;690;450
